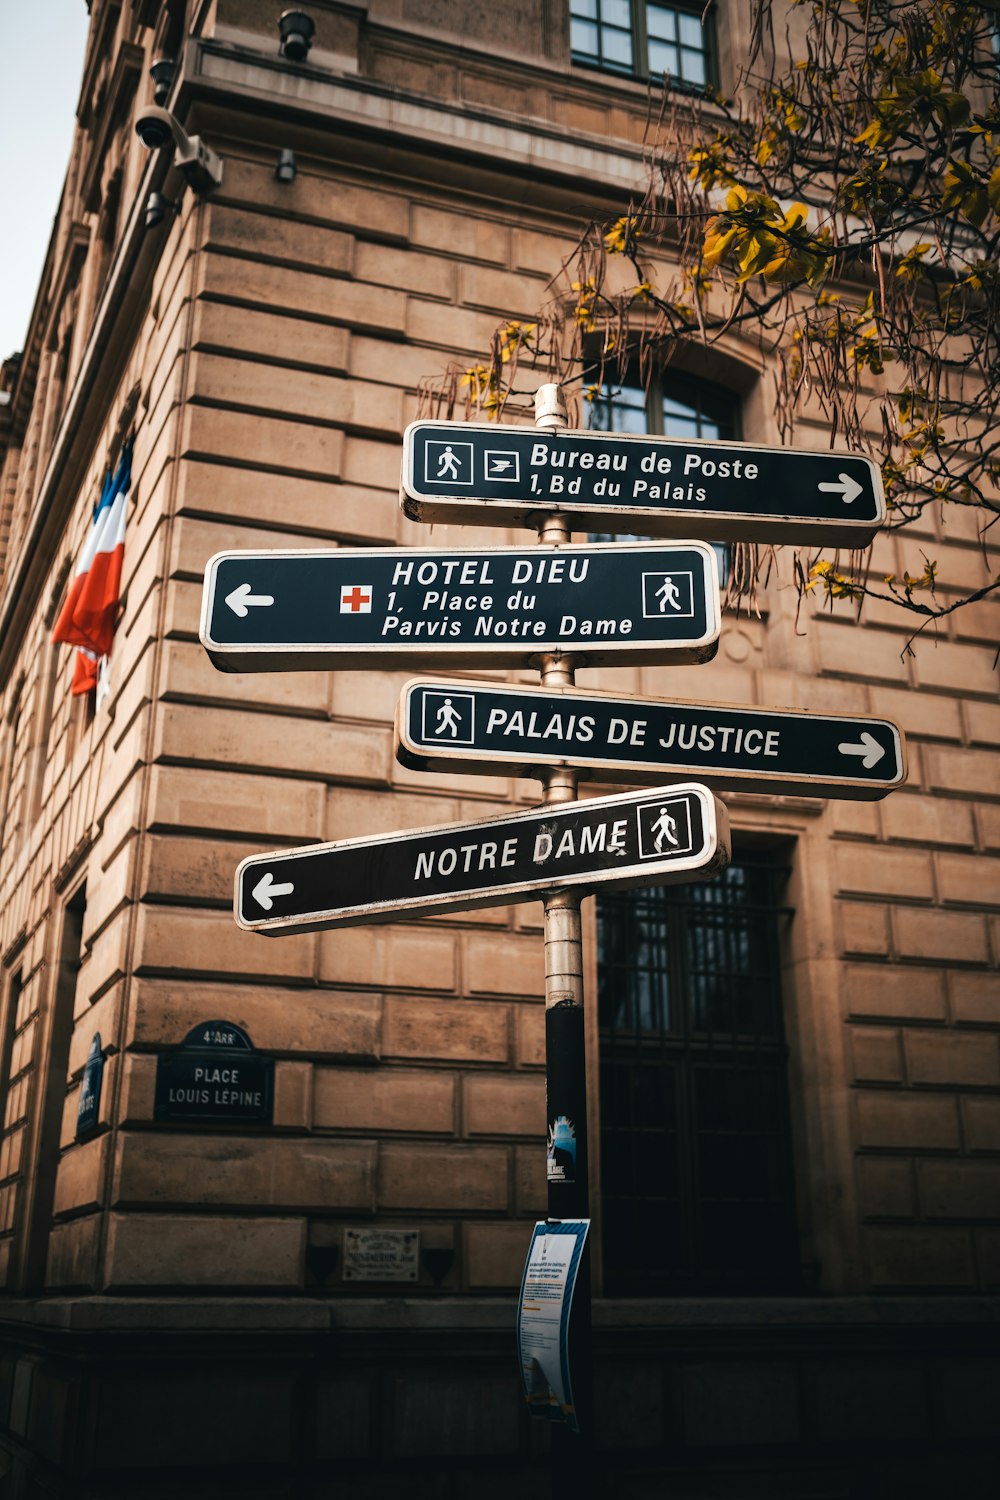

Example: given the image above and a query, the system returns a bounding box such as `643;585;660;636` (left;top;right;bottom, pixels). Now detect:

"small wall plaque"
343;1228;419;1282
75;1033;104;1139
154;1020;273;1125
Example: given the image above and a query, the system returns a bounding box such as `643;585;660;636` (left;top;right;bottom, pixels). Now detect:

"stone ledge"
1;1292;997;1337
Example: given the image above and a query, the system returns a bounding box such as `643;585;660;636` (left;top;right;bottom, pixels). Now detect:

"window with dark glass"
570;1;716;88
585;368;738;582
597;853;801;1295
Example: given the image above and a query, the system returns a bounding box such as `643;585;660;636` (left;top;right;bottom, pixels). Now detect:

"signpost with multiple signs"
200;542;721;672
401;419;885;546
396;679;906;799
200;377;905;1451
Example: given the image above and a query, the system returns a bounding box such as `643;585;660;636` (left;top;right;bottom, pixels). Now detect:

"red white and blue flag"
52;437;132;695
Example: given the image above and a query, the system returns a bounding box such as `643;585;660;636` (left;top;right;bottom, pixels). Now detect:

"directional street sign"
201;543;721;671
396;680;907;800
235;783;730;934
400;420;885;546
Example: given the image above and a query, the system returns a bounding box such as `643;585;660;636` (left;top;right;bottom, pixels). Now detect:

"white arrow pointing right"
837;731;885;770
226;582;275;617
252;872;295;910
818;472;864;506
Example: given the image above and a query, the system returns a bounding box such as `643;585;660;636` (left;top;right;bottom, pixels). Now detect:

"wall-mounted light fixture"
144;191;177;230
278;9;315;61
149;58;175;107
275;149;297;183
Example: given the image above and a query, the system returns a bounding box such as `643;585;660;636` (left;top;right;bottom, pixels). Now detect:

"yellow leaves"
628;281;656;303
603;216;641;255
836;159;905;218
460;364;503;415
849;331;894;375
855;71;971;153
687;139;736;191
808;555;937;610
782;98;806;132
683;265;713;303
880;458;906;502
895;243;931;280
460;364;490;398
894;72;969;129
702;221;741;271
571;278;597;332
805;560;864;602
497;321;536;363
702;188;830;288
854;114;896;152
894;387;927;424
941;160;992;227
885;560;939;600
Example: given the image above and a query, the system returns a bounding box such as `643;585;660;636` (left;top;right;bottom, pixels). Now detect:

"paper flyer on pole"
517;1219;589;1431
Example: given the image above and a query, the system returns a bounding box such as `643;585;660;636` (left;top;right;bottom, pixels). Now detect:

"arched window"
584;367;740;582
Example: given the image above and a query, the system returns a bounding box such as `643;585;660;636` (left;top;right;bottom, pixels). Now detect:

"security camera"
134;106;223;194
135;105;177;150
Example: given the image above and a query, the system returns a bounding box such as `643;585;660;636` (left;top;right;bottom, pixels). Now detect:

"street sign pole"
534;386;594;1480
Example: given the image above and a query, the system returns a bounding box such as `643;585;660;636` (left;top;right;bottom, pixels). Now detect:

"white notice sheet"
517;1219;589;1431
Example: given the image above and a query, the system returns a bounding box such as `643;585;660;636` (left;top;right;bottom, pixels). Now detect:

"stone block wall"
0;3;996;1310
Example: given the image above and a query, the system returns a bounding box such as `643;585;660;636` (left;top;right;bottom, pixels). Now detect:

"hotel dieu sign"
200;542;721;671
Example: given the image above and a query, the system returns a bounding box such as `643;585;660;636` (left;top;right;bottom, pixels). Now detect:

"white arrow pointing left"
837;731;885;769
226;582;275;617
818;472;864;506
252;872;295;910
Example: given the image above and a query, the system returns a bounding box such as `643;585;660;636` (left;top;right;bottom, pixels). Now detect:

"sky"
0;0;91;360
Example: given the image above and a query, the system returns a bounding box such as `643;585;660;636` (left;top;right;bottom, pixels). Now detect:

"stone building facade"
0;1;997;1493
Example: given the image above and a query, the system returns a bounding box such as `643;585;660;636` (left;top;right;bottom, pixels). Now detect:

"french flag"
52;437;133;695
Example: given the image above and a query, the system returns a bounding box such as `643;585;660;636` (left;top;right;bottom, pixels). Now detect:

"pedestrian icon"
421;689;475;745
655;577;682;612
485;449;521;483
437;446;460;479
424;440;474;487
637;795;694;860
650;805;679;851
435;697;463;737
642;570;694;620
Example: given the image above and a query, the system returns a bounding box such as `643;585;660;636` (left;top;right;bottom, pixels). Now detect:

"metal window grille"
570;1;716;90
597;855;801;1295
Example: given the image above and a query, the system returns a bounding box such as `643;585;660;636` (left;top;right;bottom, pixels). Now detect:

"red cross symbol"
340;584;372;614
